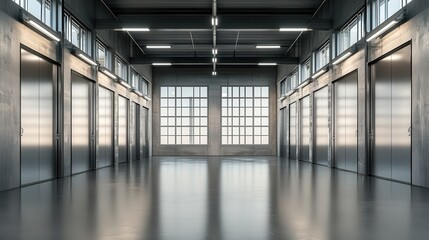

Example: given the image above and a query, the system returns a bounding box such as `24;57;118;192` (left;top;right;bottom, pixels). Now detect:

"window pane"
160;86;209;145
221;86;269;145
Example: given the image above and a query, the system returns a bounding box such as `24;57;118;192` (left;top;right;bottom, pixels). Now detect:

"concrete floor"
1;157;429;240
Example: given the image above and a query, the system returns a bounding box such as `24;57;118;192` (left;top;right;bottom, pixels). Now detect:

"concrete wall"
0;2;152;191
152;67;277;156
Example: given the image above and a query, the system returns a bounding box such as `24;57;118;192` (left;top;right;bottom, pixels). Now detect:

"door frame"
20;46;59;186
70;71;96;174
368;42;412;184
332;70;359;172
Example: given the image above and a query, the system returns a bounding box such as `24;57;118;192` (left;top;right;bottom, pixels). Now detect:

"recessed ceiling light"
279;28;309;32
211;17;218;26
212;58;217;63
256;45;281;49
212;48;218;55
152;63;172;66
146;45;171;49
258;63;277;66
122;28;150;32
212;71;217;76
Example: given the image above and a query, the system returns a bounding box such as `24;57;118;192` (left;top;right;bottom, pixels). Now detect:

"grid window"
221;86;269;145
64;13;89;53
115;56;128;80
142;80;149;96
301;59;311;82
290;70;299;89
280;80;286;96
96;41;110;69
13;0;53;27
160;86;208;145
131;71;140;89
337;12;364;55
316;42;330;71
373;0;412;28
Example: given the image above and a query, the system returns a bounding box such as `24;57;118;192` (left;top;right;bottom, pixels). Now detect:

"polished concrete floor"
1;157;429;240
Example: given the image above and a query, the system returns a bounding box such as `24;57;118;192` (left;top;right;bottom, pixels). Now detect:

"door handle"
408;126;412;136
20;128;24;136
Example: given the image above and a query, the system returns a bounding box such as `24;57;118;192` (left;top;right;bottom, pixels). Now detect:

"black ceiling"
97;0;327;65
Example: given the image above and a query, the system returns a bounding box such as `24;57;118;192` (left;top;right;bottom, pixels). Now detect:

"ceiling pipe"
212;0;217;75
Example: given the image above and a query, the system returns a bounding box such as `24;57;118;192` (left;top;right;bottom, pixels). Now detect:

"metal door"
98;86;114;168
289;102;297;160
299;96;310;162
130;102;140;161
313;86;329;166
118;96;128;163
279;108;285;157
334;72;358;172
141;107;149;158
371;45;411;183
71;73;94;174
21;49;56;185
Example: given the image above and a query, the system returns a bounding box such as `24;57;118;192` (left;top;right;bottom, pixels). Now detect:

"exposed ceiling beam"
130;57;299;65
108;8;318;15
95;15;331;30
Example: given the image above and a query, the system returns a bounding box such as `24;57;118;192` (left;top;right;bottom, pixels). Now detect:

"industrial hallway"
1;157;428;240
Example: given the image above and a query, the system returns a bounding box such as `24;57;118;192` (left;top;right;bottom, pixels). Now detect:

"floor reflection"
0;157;429;240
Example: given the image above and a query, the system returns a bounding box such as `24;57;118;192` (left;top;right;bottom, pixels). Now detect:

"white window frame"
64;12;89;53
315;42;330;71
301;58;311;82
13;0;53;27
337;11;365;55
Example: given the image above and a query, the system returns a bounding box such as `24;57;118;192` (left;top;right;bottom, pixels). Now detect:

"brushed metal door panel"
373;55;393;179
98;87;114;168
289;103;297;160
130;102;140;161
72;75;92;174
334;72;358;172
345;73;358;172
391;46;411;183
38;58;55;180
334;80;346;170
21;50;40;185
299;96;310;162
279;108;285;157
118;96;128;163
314;87;329;166
142;107;149;158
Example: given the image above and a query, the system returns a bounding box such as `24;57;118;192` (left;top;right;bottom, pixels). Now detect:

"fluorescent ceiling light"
212;48;218;55
279;28;309;32
212;58;217;63
122;28;150;32
258;63;277;66
100;68;117;80
212;71;217;76
119;80;131;89
76;52;98;66
312;69;326;79
152;63;172;66
212;17;218;26
366;20;398;42
278;96;286;101
332;51;353;65
256;45;281;49
27;20;60;41
146;45;171;49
